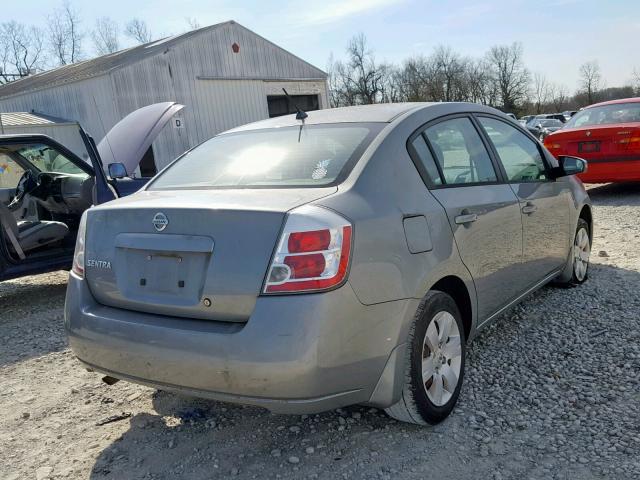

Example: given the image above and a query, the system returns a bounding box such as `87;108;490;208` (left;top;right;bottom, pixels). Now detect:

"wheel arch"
579;204;593;241
430;275;473;341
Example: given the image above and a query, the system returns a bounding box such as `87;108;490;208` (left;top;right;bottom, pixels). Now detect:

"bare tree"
91;17;119;55
0;21;46;83
186;17;201;30
394;55;431;102
631;68;640;95
125;18;152;44
579;61;602;104
532;73;550;114
486;43;530;113
47;1;83;65
328;34;394;106
549;83;569;112
464;58;496;105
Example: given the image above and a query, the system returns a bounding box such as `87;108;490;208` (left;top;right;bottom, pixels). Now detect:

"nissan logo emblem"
152;212;169;232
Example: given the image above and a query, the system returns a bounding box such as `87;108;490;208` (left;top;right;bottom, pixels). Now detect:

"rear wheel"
385;291;466;425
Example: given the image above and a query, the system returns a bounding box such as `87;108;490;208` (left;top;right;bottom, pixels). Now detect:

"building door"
267;94;320;118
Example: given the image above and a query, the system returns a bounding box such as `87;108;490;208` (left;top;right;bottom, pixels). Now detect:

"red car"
544;97;640;182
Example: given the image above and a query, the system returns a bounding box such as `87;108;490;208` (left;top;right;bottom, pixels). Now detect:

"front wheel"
572;219;591;283
385;291;466;425
555;218;591;286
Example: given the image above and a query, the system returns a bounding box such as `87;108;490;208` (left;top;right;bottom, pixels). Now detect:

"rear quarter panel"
315;105;480;336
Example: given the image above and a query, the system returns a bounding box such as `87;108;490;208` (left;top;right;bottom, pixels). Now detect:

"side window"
423;117;497;185
410;134;442;185
19;144;87;176
0;152;26;188
478;117;547;182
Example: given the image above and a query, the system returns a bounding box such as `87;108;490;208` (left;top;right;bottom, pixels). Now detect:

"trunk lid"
84;187;336;321
545;122;640;158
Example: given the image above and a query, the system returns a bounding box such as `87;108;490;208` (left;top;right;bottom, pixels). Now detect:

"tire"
556;218;591;286
385;291;466;425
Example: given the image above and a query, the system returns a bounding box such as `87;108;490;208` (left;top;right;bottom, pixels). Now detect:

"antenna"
282;88;308;121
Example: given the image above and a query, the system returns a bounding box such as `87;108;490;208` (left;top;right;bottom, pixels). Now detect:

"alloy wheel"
574;227;590;281
421;311;462;406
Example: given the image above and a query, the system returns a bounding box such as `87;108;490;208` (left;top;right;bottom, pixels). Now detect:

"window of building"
267;94;320;118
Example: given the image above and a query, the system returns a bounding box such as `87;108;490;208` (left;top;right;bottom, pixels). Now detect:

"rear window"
148;124;383;190
566;102;640;128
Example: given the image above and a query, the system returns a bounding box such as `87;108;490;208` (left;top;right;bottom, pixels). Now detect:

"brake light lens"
71;212;87;278
264;206;352;294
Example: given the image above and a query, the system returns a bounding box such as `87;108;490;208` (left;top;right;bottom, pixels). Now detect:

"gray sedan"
65;103;592;425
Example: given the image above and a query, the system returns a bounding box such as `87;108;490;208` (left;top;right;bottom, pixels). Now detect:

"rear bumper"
578;157;640;183
65;273;417;413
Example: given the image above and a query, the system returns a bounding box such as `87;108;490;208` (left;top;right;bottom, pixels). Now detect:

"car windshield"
566;102;640;128
148;124;383;189
539;119;563;127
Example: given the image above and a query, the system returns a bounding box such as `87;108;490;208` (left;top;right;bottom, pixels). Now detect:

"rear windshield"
566;102;640;128
148;123;383;190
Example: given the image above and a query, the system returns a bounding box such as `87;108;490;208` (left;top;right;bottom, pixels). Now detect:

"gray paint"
65;102;591;414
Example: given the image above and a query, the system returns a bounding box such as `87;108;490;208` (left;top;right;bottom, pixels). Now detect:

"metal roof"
225;103;433;132
0;111;74;127
0;21;326;99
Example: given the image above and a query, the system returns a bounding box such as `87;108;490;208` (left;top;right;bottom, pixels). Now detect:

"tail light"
616;136;640;150
71;212;87;278
263;205;352;294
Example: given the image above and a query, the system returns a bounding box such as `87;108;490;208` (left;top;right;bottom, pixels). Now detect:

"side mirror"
550;156;587;178
108;162;127;179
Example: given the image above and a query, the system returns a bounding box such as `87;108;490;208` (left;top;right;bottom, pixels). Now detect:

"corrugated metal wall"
0;22;328;170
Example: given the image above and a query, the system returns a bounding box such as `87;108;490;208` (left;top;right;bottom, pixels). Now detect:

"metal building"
0;21;328;173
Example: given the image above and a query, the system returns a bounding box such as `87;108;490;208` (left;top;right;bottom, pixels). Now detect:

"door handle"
522;203;538;215
454;213;478;224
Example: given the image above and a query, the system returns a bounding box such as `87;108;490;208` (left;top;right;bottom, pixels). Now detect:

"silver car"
65;103;592;425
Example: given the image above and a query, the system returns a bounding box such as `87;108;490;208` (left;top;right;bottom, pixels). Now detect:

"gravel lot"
1;183;639;480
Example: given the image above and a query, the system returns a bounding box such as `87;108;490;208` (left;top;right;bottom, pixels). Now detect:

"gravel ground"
1;183;639;480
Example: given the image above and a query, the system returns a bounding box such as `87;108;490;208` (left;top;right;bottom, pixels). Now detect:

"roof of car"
586;97;640;109
224;103;435;132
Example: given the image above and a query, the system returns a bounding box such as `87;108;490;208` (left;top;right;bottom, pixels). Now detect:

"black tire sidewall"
409;292;466;424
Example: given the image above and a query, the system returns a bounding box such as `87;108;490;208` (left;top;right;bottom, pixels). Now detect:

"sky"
5;0;640;91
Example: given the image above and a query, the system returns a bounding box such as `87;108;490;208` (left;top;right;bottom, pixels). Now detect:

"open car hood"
97;102;184;175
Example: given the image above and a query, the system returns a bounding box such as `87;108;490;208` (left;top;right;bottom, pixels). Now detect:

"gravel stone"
0;184;638;479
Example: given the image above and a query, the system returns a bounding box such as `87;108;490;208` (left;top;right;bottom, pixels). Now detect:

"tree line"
0;0;201;84
329;34;640;116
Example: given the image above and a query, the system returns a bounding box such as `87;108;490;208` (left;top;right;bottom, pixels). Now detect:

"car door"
476;115;571;283
409;115;525;322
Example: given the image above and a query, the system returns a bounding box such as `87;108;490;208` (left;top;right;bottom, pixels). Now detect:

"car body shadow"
0;271;69;366
586;182;640;206
88;262;640;480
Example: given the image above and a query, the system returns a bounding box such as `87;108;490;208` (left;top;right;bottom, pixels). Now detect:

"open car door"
82;102;184;205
